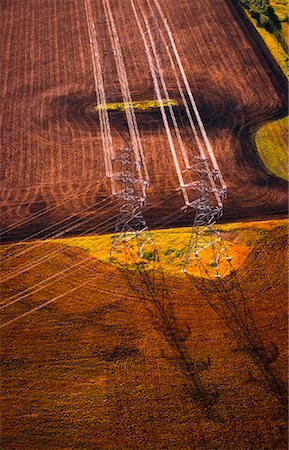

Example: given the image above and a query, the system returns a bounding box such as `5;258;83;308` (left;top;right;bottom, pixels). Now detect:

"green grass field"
256;116;288;180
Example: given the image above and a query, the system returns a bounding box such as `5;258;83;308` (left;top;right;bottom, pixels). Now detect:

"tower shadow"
185;267;288;412
116;249;221;420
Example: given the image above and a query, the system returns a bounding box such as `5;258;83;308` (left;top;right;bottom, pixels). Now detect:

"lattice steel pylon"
110;148;153;264
182;157;232;279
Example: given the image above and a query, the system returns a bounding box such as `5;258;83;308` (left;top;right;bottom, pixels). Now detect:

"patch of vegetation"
95;99;178;112
249;1;279;30
142;250;156;261
270;0;289;45
163;247;175;256
271;0;288;20
175;248;186;258
255;116;288;180
55;220;287;277
239;0;288;52
251;17;288;74
239;0;288;180
239;0;288;73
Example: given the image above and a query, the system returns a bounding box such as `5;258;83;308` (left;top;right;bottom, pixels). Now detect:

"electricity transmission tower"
132;4;231;279
85;0;232;280
110;148;153;264
182;156;232;279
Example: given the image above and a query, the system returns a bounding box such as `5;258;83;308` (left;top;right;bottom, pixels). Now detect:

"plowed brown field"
0;0;288;242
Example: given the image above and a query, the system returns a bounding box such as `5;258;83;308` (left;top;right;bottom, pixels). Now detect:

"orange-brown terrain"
0;220;288;448
0;0;288;242
1;0;288;448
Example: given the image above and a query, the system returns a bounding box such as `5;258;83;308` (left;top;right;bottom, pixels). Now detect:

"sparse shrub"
142;250;156;260
249;5;260;21
258;12;271;29
175;249;186;258
240;0;282;33
163;247;175;256
209;261;218;268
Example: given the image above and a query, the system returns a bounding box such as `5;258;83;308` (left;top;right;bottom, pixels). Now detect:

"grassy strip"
54;219;287;277
243;1;288;181
255;116;288;180
250;13;288;75
239;0;288;53
95;99;178;112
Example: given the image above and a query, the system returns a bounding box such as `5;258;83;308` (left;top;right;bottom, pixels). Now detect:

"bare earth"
0;0;288;242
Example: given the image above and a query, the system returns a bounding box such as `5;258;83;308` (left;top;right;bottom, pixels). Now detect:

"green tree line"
239;0;288;53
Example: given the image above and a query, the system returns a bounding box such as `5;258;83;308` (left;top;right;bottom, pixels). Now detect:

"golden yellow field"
1;219;288;448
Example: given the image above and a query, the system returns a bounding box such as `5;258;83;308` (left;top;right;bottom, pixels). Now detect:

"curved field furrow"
0;0;288;242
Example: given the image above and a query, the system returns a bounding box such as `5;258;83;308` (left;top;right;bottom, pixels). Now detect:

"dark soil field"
1;0;288;242
1;220;288;448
